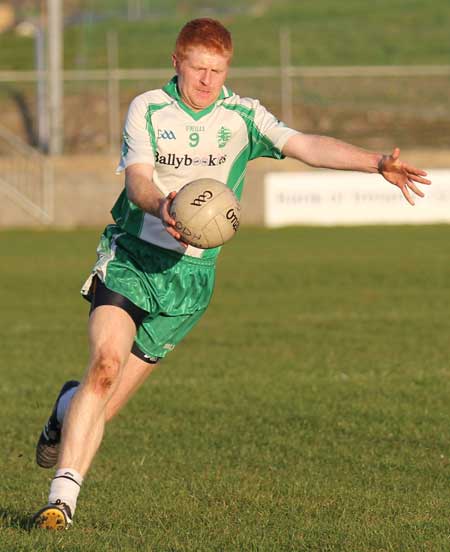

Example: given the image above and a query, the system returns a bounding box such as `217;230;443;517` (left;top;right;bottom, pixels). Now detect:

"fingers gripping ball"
169;179;241;249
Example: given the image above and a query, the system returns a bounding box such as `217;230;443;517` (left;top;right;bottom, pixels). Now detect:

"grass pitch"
0;226;449;551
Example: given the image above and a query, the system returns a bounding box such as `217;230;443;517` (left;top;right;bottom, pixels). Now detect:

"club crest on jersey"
158;129;176;140
155;151;227;169
217;126;232;148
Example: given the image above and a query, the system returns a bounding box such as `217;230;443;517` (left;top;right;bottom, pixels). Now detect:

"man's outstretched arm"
282;134;431;205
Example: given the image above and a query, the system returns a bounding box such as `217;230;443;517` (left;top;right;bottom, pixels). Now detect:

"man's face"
172;46;230;111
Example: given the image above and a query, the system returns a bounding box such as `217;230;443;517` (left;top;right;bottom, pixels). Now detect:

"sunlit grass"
0;226;449;550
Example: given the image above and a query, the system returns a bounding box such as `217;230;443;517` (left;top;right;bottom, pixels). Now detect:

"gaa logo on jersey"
158;129;176;140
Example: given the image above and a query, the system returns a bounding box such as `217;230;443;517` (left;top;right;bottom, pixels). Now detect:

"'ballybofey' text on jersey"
113;76;299;258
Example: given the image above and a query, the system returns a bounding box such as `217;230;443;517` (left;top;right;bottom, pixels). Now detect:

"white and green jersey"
113;76;299;258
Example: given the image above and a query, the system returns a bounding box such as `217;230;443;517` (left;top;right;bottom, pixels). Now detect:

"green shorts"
81;224;216;358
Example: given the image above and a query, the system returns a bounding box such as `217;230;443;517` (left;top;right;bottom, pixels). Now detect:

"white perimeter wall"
265;169;450;227
1;155;449;228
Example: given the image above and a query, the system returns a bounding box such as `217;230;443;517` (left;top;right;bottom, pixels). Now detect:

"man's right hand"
125;165;187;247
159;191;187;247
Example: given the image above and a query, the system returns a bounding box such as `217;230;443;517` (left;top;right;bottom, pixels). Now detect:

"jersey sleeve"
248;99;300;161
116;95;156;174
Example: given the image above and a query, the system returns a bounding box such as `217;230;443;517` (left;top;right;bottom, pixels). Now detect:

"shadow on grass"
0;507;33;530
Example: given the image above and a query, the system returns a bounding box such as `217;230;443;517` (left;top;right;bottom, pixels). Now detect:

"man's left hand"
379;147;431;205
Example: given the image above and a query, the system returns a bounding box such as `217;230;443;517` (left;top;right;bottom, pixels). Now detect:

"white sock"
56;386;78;424
48;468;83;516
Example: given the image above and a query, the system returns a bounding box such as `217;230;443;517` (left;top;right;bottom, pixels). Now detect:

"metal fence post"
35;23;48;152
48;0;63;155
43;155;54;222
107;31;120;155
280;26;293;126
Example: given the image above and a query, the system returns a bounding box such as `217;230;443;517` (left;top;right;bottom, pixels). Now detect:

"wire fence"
0;64;449;154
0;123;53;222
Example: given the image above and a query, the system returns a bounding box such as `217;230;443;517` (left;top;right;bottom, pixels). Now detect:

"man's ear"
171;54;178;72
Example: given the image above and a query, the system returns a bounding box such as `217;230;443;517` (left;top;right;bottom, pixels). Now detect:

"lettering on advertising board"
265;170;450;227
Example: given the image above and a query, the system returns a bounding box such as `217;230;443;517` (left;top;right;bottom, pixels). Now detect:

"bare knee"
87;349;123;396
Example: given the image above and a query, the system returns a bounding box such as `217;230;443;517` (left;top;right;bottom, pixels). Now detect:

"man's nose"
200;70;212;86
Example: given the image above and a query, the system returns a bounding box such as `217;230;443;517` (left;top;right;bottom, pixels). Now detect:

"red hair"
175;18;233;60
